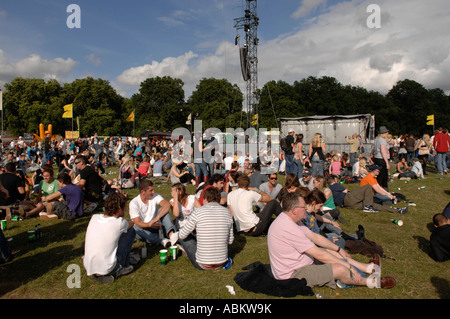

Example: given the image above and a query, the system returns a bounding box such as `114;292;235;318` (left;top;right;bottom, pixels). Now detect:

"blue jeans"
311;156;324;177
285;154;295;175
295;158;303;180
194;161;209;178
374;193;393;205
116;227;136;268
178;233;204;270
133;212;176;246
435;152;448;174
349;152;357;168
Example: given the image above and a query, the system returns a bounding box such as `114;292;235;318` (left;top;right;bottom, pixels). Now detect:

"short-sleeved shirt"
373;136;388;159
170;195;196;229
83;214;130;276
80;165;103;195
39;179;59;197
227;188;261;231
268;213;315;280
328;183;347;207
129;193;164;223
360;173;378;193
0;173;24;205
58;183;84;217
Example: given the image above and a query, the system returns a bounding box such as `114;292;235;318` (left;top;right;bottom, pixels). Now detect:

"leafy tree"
62;77;126;136
130;76;186;134
3;78;63;135
187;78;244;131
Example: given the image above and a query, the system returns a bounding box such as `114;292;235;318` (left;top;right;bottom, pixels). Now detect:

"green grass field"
0;165;449;300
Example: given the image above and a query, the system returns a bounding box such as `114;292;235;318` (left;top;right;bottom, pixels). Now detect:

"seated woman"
40;172;84;220
169;183;201;230
25;165;60;218
395;157;409;174
119;155;136;189
302;189;360;249
169;158;195;186
398;157;424;180
312;174;340;221
358;157;369;179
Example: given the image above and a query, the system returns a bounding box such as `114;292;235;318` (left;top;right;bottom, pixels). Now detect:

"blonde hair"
314;175;327;191
359;157;367;168
311;133;322;147
332;155;339;162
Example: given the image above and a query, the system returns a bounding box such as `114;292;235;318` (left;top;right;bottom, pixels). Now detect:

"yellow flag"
126;111;134;122
251;114;258;126
427;114;434;126
62;104;73;118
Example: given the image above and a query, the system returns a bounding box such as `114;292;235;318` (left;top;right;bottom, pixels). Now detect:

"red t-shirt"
434;132;450;153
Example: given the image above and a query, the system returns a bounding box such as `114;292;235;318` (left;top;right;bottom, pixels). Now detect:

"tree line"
2;75;449;138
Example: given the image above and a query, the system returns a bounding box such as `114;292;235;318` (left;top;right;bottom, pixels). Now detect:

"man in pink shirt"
267;192;397;289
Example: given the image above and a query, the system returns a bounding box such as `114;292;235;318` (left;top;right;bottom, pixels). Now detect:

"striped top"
179;202;234;265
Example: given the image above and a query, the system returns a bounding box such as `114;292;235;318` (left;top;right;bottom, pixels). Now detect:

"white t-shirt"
83;214;129;276
170;195;196;228
224;156;234;171
227;188;261;231
129;193;164;222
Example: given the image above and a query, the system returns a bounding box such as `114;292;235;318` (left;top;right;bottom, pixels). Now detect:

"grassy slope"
0;166;449;300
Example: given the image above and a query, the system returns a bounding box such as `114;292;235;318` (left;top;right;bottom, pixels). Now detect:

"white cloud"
86;53;102;67
291;0;327;19
116;0;450;99
0;50;78;87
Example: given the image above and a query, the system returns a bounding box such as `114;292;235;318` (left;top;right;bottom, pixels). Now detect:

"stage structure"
234;0;259;129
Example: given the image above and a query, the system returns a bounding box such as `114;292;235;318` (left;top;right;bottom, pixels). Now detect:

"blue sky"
1;0;449;99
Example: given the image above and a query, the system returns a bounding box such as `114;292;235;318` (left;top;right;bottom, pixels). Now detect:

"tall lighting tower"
234;0;259;129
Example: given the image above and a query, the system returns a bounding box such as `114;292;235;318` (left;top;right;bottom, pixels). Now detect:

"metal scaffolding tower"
234;0;259;129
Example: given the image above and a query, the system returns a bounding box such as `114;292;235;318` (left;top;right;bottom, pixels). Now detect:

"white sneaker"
170;231;179;246
161;238;171;248
40;213;58;220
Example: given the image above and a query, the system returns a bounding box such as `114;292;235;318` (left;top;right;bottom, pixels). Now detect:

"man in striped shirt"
178;187;234;270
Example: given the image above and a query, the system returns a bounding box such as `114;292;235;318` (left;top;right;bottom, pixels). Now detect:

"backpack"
280;137;289;152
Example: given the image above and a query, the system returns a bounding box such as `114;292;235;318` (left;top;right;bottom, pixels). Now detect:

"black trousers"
373;157;389;190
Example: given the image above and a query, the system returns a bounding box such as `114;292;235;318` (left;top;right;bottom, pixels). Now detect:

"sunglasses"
269;177;277;180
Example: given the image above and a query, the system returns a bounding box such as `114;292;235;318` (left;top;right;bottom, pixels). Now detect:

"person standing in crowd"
294;134;304;179
372;126;390;190
433;127;450;175
346;134;359;168
308;133;326;177
284;129;296;175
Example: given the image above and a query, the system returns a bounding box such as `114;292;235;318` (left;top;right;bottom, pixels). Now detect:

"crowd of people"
0;126;449;291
